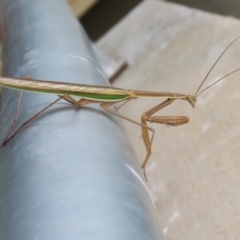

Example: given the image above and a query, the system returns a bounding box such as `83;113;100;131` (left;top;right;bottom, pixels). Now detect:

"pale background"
97;1;240;239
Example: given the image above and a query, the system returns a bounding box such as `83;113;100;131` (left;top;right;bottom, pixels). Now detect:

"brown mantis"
0;37;240;179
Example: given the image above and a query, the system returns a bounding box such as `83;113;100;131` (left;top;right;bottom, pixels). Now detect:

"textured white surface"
97;1;240;239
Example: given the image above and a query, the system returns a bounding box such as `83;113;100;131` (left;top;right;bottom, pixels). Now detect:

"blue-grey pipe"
0;0;163;239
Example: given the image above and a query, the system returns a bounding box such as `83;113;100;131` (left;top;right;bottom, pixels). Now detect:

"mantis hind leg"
1;95;63;147
1;94;95;147
5;91;23;141
1;91;23;147
101;101;155;181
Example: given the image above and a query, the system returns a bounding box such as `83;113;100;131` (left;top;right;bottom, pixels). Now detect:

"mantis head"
187;95;197;108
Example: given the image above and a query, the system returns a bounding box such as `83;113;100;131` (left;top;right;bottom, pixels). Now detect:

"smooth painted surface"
0;0;162;239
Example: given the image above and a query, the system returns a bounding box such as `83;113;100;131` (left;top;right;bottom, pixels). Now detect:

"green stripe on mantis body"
0;77;133;101
1;84;130;101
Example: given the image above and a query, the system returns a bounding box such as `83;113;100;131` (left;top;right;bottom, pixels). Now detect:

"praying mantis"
0;37;240;179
